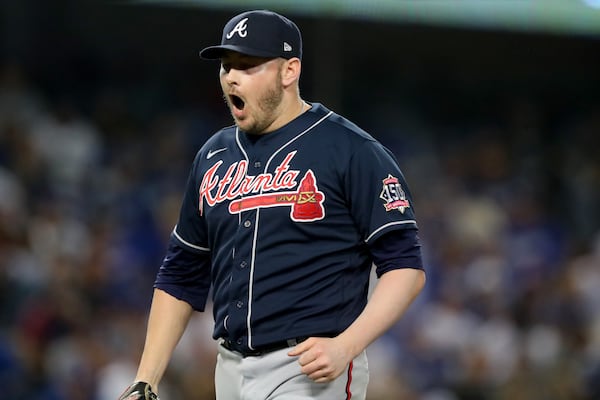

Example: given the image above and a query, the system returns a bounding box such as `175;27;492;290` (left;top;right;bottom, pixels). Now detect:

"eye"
240;62;258;70
221;63;231;73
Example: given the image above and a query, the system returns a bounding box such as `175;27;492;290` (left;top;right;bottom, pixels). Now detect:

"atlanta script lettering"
199;152;300;214
198;151;325;221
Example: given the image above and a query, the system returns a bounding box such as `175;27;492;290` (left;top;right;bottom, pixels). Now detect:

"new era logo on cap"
200;10;302;60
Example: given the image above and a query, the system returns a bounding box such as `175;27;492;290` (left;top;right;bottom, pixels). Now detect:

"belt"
221;336;309;357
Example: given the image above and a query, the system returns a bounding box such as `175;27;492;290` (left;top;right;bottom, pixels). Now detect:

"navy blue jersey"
156;103;420;352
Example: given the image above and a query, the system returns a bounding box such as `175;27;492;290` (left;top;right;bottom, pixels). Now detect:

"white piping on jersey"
234;133;249;223
238;110;333;350
173;226;210;252
365;220;417;243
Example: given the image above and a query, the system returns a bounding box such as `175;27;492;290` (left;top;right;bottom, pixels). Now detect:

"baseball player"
118;9;425;400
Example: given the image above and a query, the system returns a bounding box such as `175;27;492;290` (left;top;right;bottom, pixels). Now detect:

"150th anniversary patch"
380;174;410;213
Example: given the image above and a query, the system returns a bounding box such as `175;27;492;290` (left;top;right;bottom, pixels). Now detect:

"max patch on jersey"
380;174;410;213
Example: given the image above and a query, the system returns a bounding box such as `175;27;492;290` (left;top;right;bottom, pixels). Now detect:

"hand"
287;337;354;383
118;381;159;400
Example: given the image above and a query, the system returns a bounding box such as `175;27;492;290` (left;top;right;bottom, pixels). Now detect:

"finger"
300;358;322;374
287;337;315;356
309;370;333;382
314;376;331;383
298;349;321;367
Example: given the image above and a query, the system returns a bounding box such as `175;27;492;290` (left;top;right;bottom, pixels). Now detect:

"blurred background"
1;0;599;399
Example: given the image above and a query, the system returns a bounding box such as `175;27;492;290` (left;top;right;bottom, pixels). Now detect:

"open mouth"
229;94;245;110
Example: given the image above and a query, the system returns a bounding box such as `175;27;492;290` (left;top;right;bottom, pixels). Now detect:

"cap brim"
199;44;281;60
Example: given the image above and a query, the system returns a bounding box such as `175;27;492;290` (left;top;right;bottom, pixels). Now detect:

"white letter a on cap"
227;18;248;39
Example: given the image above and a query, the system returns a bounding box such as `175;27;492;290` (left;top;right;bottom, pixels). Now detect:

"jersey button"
240;261;247;268
254;161;261;168
236;301;244;308
243;220;251;228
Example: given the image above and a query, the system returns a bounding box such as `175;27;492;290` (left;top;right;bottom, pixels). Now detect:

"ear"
280;58;301;88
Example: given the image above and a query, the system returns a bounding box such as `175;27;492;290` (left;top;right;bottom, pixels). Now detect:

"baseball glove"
118;381;160;400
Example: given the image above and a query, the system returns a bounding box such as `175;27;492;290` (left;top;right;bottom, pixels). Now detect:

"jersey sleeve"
155;234;211;311
368;229;423;277
172;151;210;253
154;151;212;311
345;139;418;244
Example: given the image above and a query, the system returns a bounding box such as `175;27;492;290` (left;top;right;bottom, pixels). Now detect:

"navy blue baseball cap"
200;10;302;60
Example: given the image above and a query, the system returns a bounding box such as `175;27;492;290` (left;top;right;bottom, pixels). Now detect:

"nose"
223;67;240;86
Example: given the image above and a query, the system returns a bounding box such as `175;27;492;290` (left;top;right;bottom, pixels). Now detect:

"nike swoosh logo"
207;147;227;159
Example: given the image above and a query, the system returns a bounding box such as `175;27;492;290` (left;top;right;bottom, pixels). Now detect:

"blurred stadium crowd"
0;49;599;400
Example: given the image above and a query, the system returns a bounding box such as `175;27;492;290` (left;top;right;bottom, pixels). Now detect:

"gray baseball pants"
215;341;369;399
